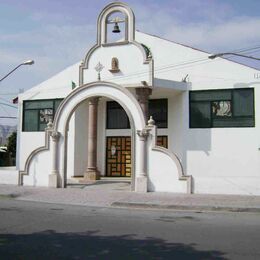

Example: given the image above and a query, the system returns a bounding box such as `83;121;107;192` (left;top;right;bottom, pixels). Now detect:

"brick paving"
1;182;260;212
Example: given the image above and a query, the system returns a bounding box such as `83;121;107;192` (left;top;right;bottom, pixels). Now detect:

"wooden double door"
106;136;132;177
105;135;168;177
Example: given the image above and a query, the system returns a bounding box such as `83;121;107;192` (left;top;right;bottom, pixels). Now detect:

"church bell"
112;22;121;33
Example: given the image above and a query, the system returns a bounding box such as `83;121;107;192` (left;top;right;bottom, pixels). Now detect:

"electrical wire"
0;102;17;109
0;45;259;97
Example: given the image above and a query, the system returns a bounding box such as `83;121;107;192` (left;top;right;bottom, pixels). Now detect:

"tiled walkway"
1;182;260;213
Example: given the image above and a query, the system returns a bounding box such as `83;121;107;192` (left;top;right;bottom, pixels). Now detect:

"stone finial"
147;116;155;127
46;118;53;129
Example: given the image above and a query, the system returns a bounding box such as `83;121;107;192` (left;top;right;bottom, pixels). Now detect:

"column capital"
137;128;150;141
51;131;60;142
88;97;99;105
135;87;152;102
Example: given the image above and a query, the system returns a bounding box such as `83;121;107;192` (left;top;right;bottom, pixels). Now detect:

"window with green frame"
189;88;254;128
23;99;63;131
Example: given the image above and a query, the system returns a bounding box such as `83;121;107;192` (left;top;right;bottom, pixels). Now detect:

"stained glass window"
190;88;254;128
212;101;232;117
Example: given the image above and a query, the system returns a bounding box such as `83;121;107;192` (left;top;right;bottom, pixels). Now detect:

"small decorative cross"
95;62;104;80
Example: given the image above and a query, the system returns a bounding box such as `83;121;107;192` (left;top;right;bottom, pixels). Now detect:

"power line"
231;45;260;54
0;102;17;109
0;48;258;97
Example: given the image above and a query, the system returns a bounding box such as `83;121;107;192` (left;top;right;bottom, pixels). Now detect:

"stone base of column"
48;173;58;188
83;169;100;181
135;176;147;192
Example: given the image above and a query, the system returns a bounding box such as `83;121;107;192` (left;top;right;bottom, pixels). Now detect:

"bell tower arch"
97;2;135;45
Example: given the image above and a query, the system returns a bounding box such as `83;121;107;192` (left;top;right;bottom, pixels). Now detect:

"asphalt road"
0;198;260;259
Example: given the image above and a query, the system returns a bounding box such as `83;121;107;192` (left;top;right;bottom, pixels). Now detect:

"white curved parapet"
147;125;192;193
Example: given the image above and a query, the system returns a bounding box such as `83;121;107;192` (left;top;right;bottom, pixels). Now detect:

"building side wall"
166;85;260;195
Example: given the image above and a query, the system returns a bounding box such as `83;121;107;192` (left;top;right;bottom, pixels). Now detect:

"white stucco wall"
135;31;260;195
23;150;52;186
66;114;75;179
16;29;260;194
0;167;19;185
19;132;45;171
83;44;151;86
147;126;189;193
73;101;89;177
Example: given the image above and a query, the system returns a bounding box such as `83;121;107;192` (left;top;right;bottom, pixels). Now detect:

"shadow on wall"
0;230;227;259
170;90;212;176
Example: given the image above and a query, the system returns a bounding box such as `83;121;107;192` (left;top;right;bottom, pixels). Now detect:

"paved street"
0;198;260;259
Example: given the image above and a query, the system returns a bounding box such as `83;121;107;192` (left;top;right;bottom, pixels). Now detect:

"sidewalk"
1;182;260;213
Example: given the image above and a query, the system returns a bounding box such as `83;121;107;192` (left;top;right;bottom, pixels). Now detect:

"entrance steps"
67;177;131;191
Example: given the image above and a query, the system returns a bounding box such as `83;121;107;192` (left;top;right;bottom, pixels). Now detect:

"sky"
0;0;260;126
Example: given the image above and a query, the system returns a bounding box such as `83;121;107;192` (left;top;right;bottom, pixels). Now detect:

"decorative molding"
136;128;150;141
53;81;146;132
102;41;129;47
88;97;99;106
51;131;60;142
79;2;153;85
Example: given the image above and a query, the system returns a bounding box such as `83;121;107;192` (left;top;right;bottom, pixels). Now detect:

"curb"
112;202;260;213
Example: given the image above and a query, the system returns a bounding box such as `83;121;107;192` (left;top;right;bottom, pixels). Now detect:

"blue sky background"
0;0;260;125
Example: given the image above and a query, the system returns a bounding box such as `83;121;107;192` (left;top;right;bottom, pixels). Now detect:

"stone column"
136;128;150;192
135;87;152;121
49;131;60;187
84;97;100;180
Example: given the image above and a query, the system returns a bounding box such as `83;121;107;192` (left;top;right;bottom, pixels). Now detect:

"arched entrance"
52;81;147;191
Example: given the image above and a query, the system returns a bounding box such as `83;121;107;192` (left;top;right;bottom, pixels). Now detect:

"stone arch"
53;81;146;190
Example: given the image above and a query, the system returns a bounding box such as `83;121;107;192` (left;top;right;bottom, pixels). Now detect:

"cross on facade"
95;62;104;80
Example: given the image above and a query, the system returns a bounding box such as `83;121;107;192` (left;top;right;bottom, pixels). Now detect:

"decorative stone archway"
52;81;147;191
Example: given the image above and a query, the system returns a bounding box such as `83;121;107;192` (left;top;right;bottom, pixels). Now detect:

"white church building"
15;2;260;195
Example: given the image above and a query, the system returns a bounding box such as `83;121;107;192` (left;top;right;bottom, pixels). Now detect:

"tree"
7;132;17;165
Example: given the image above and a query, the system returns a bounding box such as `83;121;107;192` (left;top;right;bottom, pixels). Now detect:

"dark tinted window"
106;99;168;129
189;88;254;128
106;101;130;129
23;99;63;131
148;99;168;128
